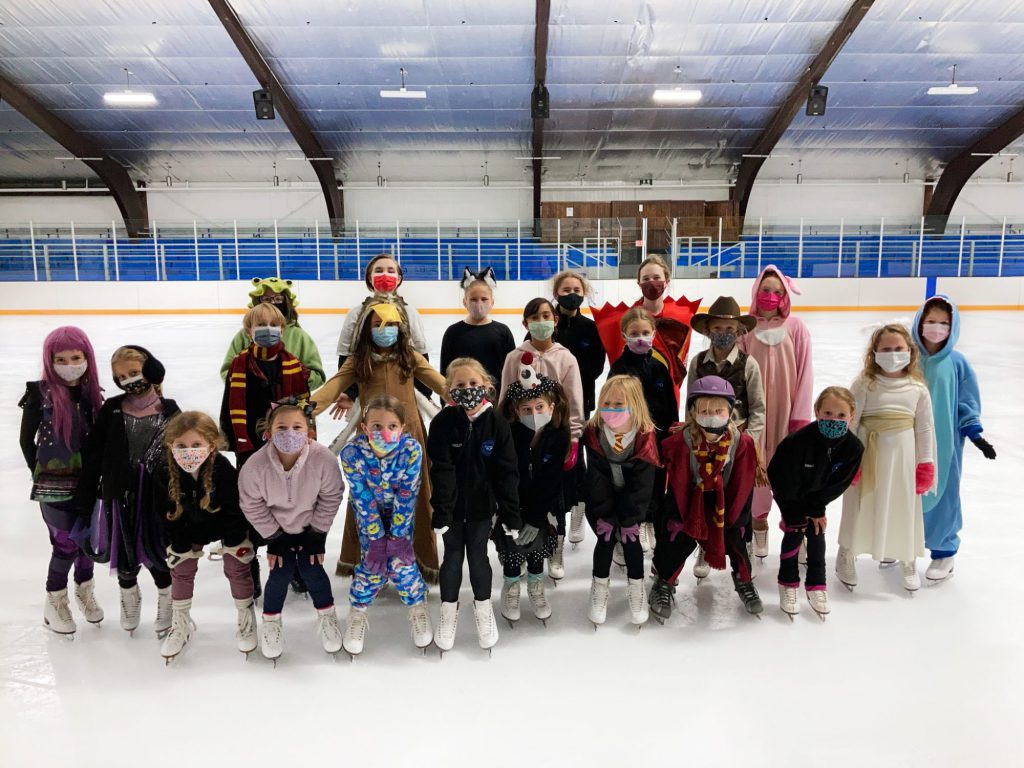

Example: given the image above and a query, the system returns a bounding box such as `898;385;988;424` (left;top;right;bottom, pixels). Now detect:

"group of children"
18;253;996;662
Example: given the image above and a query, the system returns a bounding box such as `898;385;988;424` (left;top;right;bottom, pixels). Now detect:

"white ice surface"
1;311;1021;767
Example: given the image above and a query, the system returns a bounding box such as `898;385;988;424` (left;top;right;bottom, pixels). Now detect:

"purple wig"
41;326;104;446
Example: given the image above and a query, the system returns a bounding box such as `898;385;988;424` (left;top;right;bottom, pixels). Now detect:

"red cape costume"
592;294;701;404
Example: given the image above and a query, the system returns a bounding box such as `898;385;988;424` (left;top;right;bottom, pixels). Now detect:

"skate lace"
651;580;674;608
237;606;256;637
76;583;99;613
474;604;496;635
409;607;428;636
170;608;191;636
527;580;548;607
120;589;140;616
591;583;609;611
505;583;521;610
52;594;73;625
901;561;916;576
319;611;342;640
736;581;758;601
156;596;172;623
439;607;458;638
264;618;282;644
348;611;368;641
628;582;645;612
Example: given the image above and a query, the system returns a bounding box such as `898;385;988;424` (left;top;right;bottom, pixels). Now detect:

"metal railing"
1;215;1022;282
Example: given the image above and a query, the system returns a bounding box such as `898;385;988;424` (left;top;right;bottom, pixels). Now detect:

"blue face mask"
372;326;399;348
818;419;848;440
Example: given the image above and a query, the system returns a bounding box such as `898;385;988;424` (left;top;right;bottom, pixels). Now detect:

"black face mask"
117;376;151;396
557;293;584;312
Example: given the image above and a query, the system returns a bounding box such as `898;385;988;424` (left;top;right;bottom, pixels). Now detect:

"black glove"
304;526;327;556
971;436;996;460
266;530;300;558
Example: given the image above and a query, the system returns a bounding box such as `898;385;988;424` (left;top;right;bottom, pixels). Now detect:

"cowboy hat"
690;296;757;336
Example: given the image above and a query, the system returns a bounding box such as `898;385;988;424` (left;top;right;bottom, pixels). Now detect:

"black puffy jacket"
582;425;660;528
510;421;570;529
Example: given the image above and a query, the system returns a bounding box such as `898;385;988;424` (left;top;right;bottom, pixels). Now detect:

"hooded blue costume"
912;296;985;559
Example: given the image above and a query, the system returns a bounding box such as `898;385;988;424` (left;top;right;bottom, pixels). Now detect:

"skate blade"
43;620;77;637
926;571;954;586
652;615;666;625
816;612;827;622
878;560;898;570
504;617;517;630
784;612;795;622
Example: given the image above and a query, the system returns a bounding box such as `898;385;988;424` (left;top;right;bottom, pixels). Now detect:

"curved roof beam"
731;0;876;216
0;74;149;237
925;105;1024;229
208;0;344;233
532;0;551;222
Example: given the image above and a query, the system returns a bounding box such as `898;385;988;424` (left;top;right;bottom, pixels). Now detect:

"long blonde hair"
863;324;923;383
162;411;225;522
588;375;655;434
683;394;740;445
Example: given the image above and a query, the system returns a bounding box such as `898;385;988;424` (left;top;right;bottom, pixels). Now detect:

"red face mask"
372;273;399;293
640;280;665;301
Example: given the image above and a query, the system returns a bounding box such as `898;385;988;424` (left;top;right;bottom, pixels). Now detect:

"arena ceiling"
0;0;1022;187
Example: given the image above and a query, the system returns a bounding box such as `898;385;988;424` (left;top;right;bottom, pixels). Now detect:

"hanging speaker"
806;85;828;117
531;84;550;119
253;89;275;120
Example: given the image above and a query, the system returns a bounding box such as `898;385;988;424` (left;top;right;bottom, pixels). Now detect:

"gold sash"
859;412;915;494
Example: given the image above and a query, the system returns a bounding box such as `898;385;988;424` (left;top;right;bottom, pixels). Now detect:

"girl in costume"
313;301;447;581
836;324;936;595
737;265;813;558
19;326;105;635
238;402;345;662
497;354;571;627
768;387;863;620
76;345;179;636
550;270;606;548
219;277;326;390
912;296;995;583
428;357;519;653
339;395;432;657
648;377;761;623
440;266;515;386
498;297;584;580
154;411;257;662
583;375;659;628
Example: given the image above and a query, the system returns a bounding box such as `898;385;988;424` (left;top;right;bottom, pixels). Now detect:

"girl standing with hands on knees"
339;395;432;657
238;402;345;662
19;326;105;635
440;267;515;386
836;324;936;595
583;375;659;628
154;412;257;662
428;358;519;654
499;297;584;580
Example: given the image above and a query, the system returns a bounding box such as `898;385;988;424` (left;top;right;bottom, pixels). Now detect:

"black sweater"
75;394;181;510
767;422;864;521
553;311;606;415
18;380;88;470
152;454;250;551
440;320;516;389
609;349;678;437
427;405;520;529
583;427;659;528
510;421;570;529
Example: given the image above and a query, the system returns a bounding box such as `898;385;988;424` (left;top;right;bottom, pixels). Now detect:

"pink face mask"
921;323;950;343
756;292;782;311
600;408;630;429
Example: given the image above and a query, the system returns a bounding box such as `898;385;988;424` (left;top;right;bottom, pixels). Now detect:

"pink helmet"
685;375;736;411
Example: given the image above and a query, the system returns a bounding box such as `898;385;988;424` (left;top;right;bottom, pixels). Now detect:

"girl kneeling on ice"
239;401;345;661
768;387;863;620
836;324;936;595
428;357;520;654
497;353;571;627
912;296;995;583
648;376;760;622
154;412;257;661
584;375;659;628
339;395;432;656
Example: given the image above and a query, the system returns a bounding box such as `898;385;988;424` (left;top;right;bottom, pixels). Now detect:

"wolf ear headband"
461;266;497;291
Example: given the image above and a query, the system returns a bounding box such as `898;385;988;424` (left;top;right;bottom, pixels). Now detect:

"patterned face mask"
709;330;737;350
271;429;308;455
54;362;88;383
528;320;555;341
117;374;151;395
368;428;402;456
624;334;653;354
450;385;487;411
172;446;210;473
817;419;849;440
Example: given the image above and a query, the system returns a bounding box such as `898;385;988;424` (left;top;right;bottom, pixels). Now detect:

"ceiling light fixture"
380;67;426;99
927;64;978;96
104;68;157;106
285;157;334;161
55;156;103;161
652;87;702;104
515;156;561;160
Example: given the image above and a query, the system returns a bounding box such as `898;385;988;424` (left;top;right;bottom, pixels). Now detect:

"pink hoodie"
737;265;813;519
238;439;344;539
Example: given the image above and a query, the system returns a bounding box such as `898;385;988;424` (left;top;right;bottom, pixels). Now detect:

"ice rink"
1;309;1021;766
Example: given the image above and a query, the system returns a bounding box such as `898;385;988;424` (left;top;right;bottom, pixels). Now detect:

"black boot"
731;573;763;615
648;577;675;624
250;558;262;601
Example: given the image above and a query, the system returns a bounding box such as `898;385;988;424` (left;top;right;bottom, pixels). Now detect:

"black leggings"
653;494;752;583
778;517;826;588
439;520;493;603
503;551;545;578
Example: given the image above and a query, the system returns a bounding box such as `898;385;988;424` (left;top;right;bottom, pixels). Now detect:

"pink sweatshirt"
238;439;344;539
498;340;585;440
736;264;814;461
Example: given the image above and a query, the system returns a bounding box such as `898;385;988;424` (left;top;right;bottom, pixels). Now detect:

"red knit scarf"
227;345;308;453
683;433;733;569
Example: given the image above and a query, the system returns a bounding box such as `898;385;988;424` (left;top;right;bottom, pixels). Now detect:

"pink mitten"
594;519;615;543
563;440;579;471
666;519;686;543
915;463;935;495
618;524;640;543
850;467;862;487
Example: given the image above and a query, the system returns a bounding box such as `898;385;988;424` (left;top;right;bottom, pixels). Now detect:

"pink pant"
170;552;254;601
752;486;774;521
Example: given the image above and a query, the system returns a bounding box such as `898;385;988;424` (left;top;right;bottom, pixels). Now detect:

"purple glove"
595;519;615;543
364;538;388;576
619;524;640;543
666;518;686;543
386;537;416;566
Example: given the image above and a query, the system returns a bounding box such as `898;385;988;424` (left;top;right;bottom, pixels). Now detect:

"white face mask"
54;362;88;382
874;350;911;373
695;413;730;431
520;412;552;432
